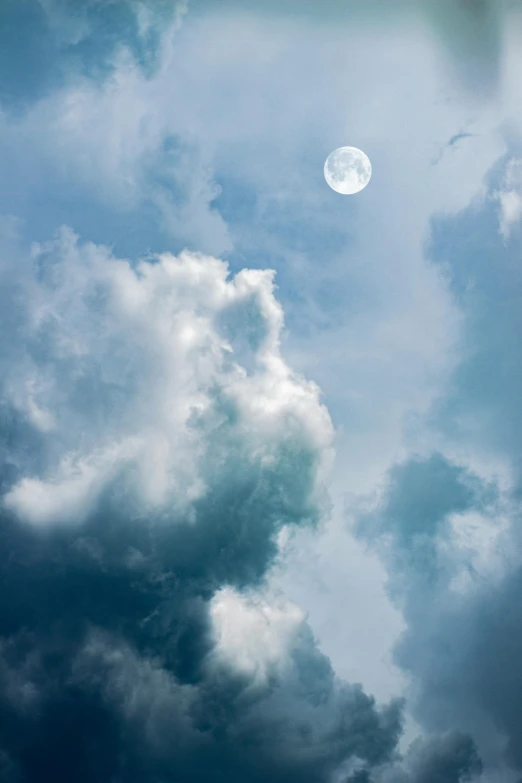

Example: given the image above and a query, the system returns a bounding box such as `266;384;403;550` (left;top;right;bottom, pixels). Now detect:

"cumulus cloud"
354;452;500;604
377;731;483;783
0;223;335;543
352;451;520;778
1;226;331;526
0;223;405;782
208;587;305;685
334;731;482;783
4;440;140;526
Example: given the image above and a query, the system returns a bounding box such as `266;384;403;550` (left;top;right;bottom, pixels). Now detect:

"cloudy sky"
1;1;522;781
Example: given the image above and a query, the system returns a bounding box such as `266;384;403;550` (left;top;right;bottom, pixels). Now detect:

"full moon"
324;146;372;194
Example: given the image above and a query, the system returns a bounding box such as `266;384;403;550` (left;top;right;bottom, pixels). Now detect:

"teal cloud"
0;0;181;111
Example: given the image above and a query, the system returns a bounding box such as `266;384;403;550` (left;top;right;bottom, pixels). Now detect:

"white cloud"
4;438;138;525
493;158;522;240
2;226;333;528
442;509;512;595
5;454;110;526
208;586;305;684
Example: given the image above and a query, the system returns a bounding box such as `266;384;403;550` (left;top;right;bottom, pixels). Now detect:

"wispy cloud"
493;158;522;241
431;131;476;166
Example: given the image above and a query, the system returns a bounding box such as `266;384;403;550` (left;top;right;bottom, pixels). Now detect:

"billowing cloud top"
0;225;405;782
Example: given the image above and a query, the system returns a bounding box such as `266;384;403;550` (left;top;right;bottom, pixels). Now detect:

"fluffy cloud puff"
0;225;404;783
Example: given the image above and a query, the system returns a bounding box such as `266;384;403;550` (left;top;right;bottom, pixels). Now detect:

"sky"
1;1;522;781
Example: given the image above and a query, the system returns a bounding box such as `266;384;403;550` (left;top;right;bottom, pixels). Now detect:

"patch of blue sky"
0;0;178;111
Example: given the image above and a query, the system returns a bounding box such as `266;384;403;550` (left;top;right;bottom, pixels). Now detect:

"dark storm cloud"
342;731;482;783
377;732;483;783
403;732;482;783
0;226;403;783
0;0;183;111
0;469;403;783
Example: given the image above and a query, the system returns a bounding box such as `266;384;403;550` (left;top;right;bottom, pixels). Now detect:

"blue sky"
1;1;522;782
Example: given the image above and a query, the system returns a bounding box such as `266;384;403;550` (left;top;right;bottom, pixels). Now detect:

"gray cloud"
375;732;483;783
402;732;483;783
340;731;482;783
355;452;498;612
0;224;402;782
422;0;502;98
353;449;520;776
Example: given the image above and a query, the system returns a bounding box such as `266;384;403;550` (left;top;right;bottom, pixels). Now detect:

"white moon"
324;146;372;194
